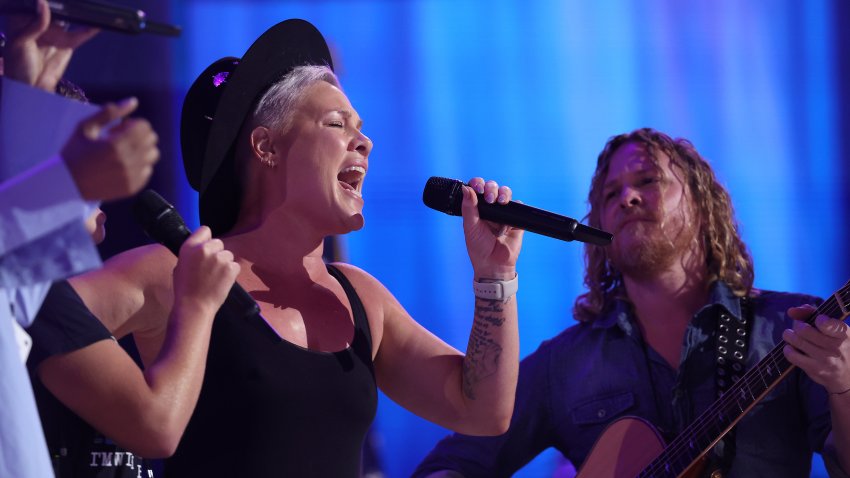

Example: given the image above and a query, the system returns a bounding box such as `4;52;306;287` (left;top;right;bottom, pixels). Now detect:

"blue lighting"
173;2;846;476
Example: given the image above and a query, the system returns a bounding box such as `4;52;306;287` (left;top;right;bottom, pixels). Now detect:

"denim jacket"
414;282;835;478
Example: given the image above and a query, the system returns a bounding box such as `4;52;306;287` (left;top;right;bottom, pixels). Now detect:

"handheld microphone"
0;0;182;37
132;189;259;319
422;176;613;246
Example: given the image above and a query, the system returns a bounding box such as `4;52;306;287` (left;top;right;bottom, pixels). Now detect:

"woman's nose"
351;131;372;156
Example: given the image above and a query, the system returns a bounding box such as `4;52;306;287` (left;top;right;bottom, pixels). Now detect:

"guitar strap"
710;295;753;477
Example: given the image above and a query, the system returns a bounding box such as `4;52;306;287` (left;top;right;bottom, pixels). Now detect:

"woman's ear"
250;125;277;168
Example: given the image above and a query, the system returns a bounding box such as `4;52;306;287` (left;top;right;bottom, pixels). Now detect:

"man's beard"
608;213;698;279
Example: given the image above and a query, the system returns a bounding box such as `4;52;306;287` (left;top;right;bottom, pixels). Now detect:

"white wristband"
473;274;518;300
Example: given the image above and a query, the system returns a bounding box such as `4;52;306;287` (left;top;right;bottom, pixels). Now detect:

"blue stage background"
68;1;850;476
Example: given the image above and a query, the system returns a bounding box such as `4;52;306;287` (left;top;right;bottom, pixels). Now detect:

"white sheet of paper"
0;76;99;180
0;77;104;288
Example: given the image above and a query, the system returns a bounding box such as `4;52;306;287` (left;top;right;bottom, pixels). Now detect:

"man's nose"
619;186;641;208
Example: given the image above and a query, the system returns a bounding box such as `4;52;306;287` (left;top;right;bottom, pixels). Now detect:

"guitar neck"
639;281;850;478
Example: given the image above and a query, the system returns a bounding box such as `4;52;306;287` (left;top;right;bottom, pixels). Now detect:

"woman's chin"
344;213;365;232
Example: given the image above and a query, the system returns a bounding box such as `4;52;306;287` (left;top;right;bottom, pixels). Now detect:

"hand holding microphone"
133;190;260;319
457;177;524;282
2;0;99;92
0;0;181;36
172;226;241;320
423;176;613;246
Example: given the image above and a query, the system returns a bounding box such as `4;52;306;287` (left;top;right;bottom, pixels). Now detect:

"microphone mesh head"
422;177;464;216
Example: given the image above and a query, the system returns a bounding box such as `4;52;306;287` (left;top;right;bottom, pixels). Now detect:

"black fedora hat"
181;19;333;235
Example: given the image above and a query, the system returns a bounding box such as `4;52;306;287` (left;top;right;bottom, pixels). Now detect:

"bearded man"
414;128;850;478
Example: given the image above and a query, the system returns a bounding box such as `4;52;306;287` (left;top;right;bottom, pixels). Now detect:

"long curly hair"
573;128;754;322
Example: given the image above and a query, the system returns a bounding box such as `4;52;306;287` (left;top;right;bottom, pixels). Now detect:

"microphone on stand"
0;0;182;37
422;176;613;246
132;189;259;319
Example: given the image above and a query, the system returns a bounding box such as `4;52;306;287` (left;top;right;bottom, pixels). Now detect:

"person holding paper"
0;1;159;476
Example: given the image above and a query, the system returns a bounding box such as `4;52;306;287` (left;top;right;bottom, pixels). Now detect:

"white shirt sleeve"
0;156;101;288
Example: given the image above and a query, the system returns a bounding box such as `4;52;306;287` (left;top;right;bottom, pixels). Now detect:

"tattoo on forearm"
463;297;510;399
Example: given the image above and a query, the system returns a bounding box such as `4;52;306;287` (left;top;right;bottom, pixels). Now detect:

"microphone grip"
160;220;259;319
474;194;612;245
474;196;581;243
482;202;561;239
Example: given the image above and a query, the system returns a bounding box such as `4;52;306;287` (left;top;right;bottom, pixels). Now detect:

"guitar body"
576;416;707;478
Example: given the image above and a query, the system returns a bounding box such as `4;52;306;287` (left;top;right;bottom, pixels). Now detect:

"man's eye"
328;121;344;128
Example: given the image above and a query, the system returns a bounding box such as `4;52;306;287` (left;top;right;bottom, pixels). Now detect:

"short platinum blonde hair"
252;64;340;133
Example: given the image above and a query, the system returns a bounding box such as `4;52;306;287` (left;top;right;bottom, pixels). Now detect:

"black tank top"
166;265;378;477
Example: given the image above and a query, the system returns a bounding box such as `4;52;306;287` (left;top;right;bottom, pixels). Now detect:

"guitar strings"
645;291;846;475
640;285;849;477
642;287;849;476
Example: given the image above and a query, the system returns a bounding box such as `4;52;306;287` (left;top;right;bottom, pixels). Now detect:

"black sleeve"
412;342;556;478
26;280;112;370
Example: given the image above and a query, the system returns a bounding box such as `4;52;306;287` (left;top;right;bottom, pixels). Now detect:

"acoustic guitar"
576;280;850;478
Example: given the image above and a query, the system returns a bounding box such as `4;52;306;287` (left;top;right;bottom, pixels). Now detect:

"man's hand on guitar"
782;305;850;395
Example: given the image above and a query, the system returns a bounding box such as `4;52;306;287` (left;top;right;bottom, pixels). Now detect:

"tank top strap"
326;264;373;357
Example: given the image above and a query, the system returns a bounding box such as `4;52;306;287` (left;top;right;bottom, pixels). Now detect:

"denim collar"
592;281;743;335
